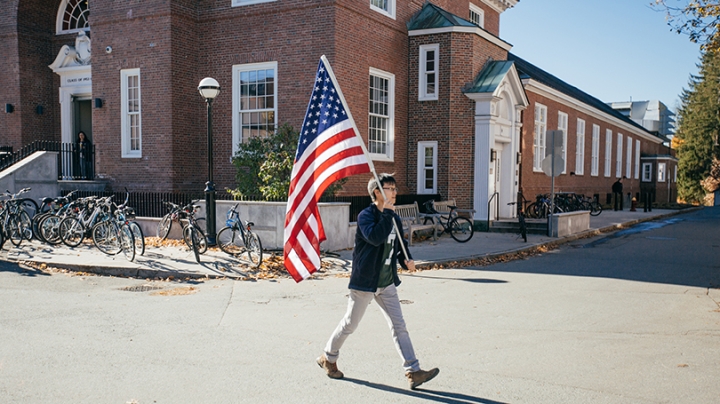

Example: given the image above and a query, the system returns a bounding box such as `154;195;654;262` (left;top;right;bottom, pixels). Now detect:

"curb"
9;207;702;280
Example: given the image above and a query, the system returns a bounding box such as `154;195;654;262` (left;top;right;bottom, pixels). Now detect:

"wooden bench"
432;199;476;221
394;202;438;245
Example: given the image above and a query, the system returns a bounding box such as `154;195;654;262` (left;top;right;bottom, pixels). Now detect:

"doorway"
73;98;92;143
71;98;92;179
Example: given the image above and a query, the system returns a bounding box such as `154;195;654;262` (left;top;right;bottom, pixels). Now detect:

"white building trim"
522;79;662;144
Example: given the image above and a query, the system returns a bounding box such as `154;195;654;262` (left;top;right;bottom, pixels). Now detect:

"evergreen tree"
674;51;720;203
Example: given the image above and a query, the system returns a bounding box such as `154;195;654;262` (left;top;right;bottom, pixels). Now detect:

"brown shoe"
316;354;344;379
406;368;439;390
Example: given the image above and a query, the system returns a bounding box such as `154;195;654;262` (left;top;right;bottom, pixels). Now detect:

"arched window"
56;0;89;34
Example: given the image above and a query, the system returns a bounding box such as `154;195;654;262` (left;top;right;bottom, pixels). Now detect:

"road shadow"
404;274;508;284
0;259;51;277
463;207;720;289
342;377;507;404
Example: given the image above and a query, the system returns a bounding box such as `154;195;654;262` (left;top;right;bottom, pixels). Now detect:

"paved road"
0;208;718;403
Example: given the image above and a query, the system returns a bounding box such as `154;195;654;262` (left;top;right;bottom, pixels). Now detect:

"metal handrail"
487;192;498;231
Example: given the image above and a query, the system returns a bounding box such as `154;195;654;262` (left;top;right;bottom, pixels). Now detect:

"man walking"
612;177;624;211
316;173;439;390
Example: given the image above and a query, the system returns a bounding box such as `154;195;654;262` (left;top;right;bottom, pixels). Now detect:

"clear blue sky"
501;0;701;113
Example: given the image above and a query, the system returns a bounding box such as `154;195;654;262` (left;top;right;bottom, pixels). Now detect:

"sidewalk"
0;208;697;280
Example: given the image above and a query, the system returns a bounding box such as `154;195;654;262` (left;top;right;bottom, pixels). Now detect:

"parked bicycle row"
524;192;603;219
0;188;264;268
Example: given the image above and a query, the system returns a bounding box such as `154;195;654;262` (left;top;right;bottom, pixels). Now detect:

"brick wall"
519;90;670;203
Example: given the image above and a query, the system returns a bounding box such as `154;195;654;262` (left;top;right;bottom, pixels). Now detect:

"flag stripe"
283;56;371;282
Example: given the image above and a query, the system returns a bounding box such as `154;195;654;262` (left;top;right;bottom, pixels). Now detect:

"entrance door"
72;98;92;179
73;98;92;142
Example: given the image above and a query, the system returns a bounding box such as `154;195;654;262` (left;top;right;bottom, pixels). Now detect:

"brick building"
0;0;676;224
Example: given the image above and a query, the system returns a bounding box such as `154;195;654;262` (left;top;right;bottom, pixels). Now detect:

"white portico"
464;61;528;222
49;32;92;179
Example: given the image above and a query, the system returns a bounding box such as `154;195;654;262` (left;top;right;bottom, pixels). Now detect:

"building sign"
64;75;92;86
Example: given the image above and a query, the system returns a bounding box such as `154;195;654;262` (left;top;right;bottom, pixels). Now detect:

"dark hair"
367;173;396;201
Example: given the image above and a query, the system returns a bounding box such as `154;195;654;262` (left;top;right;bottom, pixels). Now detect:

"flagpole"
321;55;411;261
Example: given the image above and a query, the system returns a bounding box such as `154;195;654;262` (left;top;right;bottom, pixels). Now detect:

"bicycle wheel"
39;215;63;245
524;202;538;219
590;201;603;216
18;211;33;241
183;225;201;263
92;221;121;255
20;198;39;219
33;212;50;242
8;215;24;247
217;227;243;255
246;232;263;268
119;224;135;262
183;223;207;254
157;214;172;240
129;222;145;256
194;218;207;235
448;216;474;243
59;217;85;247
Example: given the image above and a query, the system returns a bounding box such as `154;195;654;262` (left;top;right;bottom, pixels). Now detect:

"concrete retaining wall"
134;200;354;252
0;151;59;203
549;211;590;237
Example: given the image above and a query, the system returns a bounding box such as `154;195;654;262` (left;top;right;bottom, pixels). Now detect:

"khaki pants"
324;284;420;372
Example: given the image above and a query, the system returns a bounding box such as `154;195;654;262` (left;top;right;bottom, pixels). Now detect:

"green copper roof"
464;61;515;93
407;2;477;30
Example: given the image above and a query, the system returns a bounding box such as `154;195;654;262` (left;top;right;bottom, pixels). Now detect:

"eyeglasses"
382;187;397;192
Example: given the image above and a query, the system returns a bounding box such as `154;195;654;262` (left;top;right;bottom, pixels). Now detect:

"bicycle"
178;201;207;263
216;203;263;267
422;200;474;243
0;188;34;247
156;200;207;241
507;201;528;242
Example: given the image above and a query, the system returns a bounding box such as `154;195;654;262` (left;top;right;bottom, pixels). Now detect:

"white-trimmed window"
469;3;485;28
604;129;612;177
56;0;90;34
634;139;641;179
616;133;623;178
558;112;568;174
626;137;633;178
642;163;652;182
674;165;677;182
232;62;278;155
533;103;547;171
658;162;667;182
419;44;439;101
591;124;600;176
369;68;395;161
232;0;276;6
575;118;585;175
417;141;438;194
121;69;141;158
370;0;396;19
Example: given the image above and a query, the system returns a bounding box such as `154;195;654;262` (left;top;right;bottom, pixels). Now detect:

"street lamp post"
198;77;220;246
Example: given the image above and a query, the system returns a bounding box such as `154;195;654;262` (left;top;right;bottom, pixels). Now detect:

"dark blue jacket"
349;204;412;292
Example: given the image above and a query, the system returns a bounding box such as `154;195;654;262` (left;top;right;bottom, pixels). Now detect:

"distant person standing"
612;177;624;211
76;131;91;180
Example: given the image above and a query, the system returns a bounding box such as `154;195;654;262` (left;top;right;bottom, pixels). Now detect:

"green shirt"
377;227;396;288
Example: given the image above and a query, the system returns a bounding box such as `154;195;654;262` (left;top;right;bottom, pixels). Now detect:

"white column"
473;114;494;221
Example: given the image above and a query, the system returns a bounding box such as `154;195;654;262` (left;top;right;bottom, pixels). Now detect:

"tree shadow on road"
341;377;507;404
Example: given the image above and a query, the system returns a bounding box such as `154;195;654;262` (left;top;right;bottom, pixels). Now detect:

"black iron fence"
59;189;442;222
0;141;95;180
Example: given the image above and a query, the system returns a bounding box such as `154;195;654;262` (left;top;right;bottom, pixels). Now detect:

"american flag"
283;56;371;282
